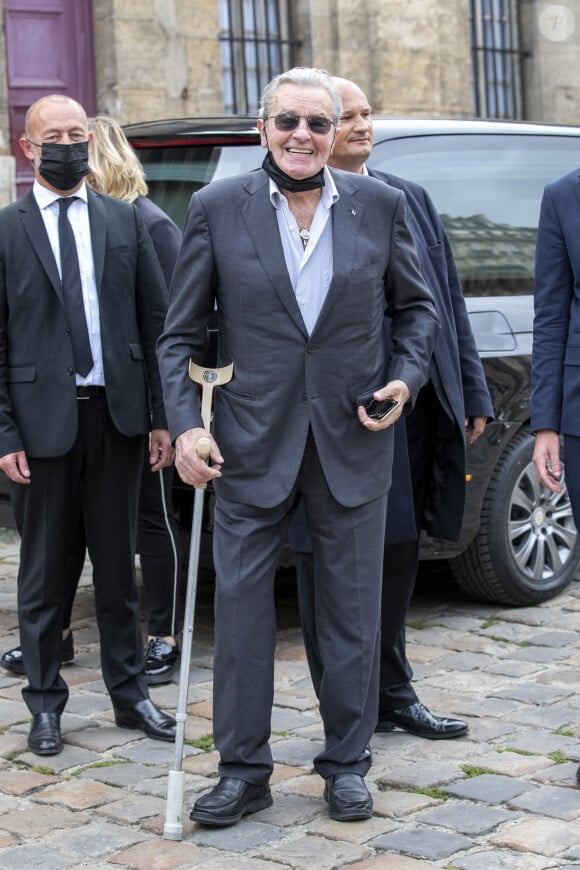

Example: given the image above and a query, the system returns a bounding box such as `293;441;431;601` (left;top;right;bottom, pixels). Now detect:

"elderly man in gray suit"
158;67;439;826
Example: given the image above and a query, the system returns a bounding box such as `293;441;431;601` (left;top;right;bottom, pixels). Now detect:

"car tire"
450;430;580;605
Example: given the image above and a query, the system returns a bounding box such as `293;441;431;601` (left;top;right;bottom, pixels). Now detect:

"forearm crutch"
163;360;233;840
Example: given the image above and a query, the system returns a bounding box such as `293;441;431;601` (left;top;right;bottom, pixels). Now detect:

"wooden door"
4;0;96;196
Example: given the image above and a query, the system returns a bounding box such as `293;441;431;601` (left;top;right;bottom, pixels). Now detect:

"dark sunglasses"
268;113;335;135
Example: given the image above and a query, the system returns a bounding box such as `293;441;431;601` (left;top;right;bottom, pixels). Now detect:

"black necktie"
58;197;94;376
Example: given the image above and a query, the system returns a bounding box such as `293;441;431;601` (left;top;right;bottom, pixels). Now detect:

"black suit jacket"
135;195;182;289
0;186;168;459
371;170;493;540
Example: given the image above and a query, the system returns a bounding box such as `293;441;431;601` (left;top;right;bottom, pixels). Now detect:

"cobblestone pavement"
0;533;579;870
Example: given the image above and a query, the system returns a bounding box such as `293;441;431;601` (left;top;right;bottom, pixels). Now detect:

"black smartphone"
363;397;400;421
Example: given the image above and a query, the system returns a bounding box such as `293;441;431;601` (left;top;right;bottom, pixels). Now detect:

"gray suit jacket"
158;167;439;508
0;187;168;459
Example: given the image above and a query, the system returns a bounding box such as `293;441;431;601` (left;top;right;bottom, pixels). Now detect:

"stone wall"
0;0;579;208
521;0;580;124
293;0;473;117
90;0;475;123
91;0;224;124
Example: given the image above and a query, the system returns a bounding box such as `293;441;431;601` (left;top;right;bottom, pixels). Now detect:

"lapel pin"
349;209;357;216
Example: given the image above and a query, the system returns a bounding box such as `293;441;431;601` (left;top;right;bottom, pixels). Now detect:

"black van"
123;116;580;606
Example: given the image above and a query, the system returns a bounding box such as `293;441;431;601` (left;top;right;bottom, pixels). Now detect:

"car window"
136;142;264;228
368;133;580;297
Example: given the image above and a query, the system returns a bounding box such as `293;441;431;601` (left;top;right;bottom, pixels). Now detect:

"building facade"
0;0;578;205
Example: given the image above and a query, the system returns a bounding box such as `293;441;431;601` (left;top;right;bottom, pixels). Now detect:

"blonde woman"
89;115;183;683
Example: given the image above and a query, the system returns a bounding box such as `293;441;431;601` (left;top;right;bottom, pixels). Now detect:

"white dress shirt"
269;166;339;335
33;179;104;386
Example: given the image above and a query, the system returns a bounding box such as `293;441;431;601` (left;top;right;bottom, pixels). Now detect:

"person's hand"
149;429;175;471
357;380;410;431
465;415;487;445
533;429;563;493
175;427;224;487
0;450;30;484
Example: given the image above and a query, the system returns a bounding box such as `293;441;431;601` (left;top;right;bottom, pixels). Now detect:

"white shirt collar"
33;178;89;210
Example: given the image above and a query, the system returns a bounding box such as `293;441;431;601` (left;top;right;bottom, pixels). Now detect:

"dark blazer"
372;170;493;540
158;167;439;509
532;168;580;437
135;195;182;289
0;187;168;459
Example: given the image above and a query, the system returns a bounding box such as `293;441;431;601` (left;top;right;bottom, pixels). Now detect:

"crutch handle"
194;436;212;491
196;436;211;461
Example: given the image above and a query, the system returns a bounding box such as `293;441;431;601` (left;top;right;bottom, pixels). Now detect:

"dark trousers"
42;446;181;640
11;396;148;714
377;538;420;711
563;434;580;530
212;431;386;784
136;458;181;637
379;383;438;712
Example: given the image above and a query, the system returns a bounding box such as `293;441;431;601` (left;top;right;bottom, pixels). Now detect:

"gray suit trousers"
212;430;387;783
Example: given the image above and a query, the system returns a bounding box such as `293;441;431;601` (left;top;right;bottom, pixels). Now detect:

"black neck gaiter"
261;151;325;193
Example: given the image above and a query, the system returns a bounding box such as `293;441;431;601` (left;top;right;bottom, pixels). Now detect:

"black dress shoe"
0;646;25;676
190;776;272;826
114;698;176;742
144;637;180;685
376;701;468;739
324;773;373;821
27;712;63;756
1;632;75;677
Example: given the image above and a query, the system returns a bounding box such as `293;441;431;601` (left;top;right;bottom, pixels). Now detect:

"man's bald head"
24;94;88;140
327;78;373;173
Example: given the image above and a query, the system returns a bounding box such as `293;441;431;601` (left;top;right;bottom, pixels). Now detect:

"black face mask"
37;141;91;191
261;151;325;193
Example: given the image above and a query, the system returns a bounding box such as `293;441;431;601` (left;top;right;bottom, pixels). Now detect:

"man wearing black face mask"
0;94;176;755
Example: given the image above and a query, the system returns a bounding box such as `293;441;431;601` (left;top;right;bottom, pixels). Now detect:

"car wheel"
450;430;580;605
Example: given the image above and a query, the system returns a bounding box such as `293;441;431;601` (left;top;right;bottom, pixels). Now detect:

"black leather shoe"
27;712;63;756
376;701;468;739
190;777;272;826
1;632;75;677
1;646;25;676
144;637;180;685
324;773;373;821
114;698;176;742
